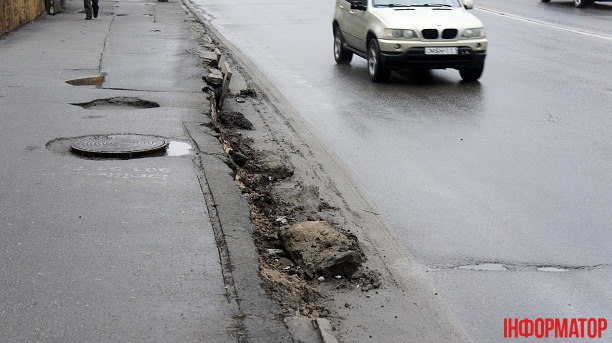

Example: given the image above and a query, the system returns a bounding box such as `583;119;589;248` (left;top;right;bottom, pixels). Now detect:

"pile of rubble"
195;26;380;320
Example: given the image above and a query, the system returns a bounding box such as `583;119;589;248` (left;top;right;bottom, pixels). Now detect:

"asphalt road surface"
191;0;612;340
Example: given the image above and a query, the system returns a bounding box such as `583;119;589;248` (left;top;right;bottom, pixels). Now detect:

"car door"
340;0;369;53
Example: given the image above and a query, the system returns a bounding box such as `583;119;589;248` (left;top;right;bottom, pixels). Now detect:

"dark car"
540;0;612;8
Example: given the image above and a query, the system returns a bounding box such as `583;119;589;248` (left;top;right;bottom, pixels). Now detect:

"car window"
345;0;367;6
373;0;461;7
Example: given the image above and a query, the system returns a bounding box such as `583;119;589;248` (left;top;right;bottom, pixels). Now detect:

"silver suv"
333;0;488;82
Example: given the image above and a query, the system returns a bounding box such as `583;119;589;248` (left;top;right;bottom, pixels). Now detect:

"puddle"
457;263;508;271
537;267;568;272
71;97;159;110
166;141;195;156
66;74;106;88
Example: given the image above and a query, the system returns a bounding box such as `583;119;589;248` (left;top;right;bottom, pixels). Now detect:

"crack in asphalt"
431;262;610;272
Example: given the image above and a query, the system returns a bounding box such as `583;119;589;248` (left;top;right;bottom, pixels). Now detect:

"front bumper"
380;47;486;70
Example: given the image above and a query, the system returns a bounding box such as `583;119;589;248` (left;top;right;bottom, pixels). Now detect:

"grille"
421;28;459;40
422;29;438;39
442;29;458;39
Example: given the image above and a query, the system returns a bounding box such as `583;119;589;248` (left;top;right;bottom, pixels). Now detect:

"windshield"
373;0;462;7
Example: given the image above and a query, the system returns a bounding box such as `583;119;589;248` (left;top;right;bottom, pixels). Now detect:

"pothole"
66;74;106;88
71;134;168;157
71;97;160;110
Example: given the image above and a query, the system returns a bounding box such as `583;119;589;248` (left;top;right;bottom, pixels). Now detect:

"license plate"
425;47;458;55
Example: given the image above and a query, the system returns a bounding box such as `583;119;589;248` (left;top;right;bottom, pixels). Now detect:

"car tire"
334;26;353;64
574;0;593;7
459;64;484;82
367;39;391;83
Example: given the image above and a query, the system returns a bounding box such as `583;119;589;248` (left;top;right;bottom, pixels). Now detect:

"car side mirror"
463;0;474;9
350;1;367;10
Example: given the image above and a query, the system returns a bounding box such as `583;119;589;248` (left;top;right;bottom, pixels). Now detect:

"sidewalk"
0;0;290;341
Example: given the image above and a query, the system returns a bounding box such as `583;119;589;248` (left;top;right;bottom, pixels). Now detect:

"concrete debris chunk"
205;68;224;85
316;318;338;343
279;221;362;278
201;34;213;44
284;316;320;343
247;152;294;179
195;47;220;65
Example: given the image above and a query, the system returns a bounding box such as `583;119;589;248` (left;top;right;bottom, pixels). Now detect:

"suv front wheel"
334;26;353;64
368;39;391;82
459;64;484;82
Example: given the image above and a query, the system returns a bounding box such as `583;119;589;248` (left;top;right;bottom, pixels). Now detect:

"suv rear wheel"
574;0;593;7
368;39;391;82
334;26;353;64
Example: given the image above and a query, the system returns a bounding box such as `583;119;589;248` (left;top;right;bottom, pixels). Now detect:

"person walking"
84;0;99;20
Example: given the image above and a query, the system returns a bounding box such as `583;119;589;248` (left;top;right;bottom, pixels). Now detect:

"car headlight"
383;29;417;40
462;28;485;39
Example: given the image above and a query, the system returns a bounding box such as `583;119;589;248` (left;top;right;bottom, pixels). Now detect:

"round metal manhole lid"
71;134;168;157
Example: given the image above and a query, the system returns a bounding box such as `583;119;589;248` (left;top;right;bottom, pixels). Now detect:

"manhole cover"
71;135;168;157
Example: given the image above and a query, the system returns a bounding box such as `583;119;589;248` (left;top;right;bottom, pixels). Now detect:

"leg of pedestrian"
92;0;99;18
83;0;92;19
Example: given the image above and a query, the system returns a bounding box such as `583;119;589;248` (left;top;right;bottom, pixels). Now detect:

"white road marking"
476;6;612;41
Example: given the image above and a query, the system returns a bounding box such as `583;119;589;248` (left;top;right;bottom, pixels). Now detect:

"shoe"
93;8;98;18
85;16;92;20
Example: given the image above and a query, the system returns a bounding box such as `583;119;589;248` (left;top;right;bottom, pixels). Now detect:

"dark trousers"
84;0;99;18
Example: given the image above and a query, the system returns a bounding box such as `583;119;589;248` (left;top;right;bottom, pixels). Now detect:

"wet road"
191;0;612;340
